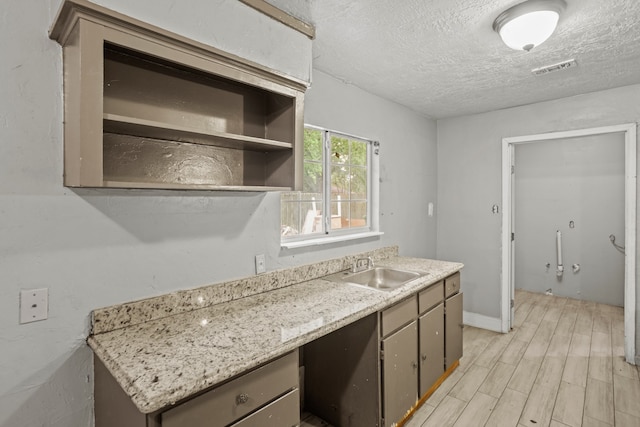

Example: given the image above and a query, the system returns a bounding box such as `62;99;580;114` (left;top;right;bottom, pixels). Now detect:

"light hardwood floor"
406;289;640;427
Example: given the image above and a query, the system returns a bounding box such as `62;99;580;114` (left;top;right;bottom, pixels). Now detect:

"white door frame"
501;123;637;364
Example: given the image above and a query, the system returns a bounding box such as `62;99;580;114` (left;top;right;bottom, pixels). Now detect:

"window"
281;125;380;246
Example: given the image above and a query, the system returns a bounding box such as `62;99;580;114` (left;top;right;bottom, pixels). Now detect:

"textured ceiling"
265;0;640;118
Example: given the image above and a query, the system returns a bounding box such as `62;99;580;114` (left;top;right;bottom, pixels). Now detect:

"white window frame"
281;125;382;249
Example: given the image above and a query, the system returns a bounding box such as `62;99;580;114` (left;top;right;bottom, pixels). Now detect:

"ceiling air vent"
531;59;577;76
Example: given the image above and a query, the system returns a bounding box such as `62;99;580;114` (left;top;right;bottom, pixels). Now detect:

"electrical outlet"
255;254;266;274
20;288;48;324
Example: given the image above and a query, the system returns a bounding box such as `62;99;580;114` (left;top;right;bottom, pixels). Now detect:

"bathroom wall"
514;133;625;306
0;1;437;426
437;84;640;359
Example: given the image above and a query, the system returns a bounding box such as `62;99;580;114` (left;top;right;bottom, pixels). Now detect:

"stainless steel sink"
325;267;421;291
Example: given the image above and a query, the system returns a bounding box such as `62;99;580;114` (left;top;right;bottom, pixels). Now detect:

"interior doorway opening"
501;124;637;364
514;133;625;306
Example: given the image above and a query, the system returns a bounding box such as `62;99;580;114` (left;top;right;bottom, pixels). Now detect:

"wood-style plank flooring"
406;289;640;427
301;412;332;426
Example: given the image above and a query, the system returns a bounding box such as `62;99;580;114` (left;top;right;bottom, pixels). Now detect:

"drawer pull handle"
421;354;427;361
236;393;249;405
412;361;418;369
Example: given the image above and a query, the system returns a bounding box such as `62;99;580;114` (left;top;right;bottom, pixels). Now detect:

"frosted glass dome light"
493;0;566;51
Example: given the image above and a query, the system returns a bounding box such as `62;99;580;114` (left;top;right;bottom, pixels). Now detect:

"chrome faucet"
352;256;374;273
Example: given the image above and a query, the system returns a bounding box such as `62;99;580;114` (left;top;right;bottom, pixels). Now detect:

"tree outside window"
281;126;372;240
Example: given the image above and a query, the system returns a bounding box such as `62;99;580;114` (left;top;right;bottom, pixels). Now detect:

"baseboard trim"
463;311;503;333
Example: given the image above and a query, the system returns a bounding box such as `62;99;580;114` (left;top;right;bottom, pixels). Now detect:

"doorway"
514;133;625;306
501;124;637;364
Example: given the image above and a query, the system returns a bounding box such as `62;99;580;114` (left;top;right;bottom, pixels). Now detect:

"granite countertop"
88;255;463;414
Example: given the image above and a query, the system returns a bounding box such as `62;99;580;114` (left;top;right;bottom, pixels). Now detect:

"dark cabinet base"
302;313;380;427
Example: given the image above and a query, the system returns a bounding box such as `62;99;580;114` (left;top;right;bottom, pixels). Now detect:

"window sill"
281;231;384;249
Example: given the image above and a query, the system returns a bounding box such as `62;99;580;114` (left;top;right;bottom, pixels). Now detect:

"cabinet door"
445;292;463;369
381;321;418;427
419;304;444;395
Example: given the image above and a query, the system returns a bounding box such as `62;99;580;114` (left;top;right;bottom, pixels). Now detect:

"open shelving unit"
50;0;306;191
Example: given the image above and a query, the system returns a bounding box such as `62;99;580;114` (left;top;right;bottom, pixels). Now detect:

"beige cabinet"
418;279;445;395
444;273;463;369
303;273;462;427
419;303;444;395
161;351;299;427
381;321;419;427
303;300;422;427
229;390;299;427
92;272;463;427
444;271;461;298
445;290;464;369
94;351;300;427
380;296;419;427
50;0;305;191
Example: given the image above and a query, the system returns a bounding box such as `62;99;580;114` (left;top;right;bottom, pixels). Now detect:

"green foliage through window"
281;126;372;239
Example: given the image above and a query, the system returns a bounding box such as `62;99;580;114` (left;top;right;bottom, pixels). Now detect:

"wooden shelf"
50;0;305;190
103;114;293;152
102;180;291;192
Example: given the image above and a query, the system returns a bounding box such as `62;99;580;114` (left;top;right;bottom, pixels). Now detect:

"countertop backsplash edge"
91;245;399;335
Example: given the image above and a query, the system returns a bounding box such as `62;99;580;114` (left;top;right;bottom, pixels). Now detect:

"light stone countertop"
87;255;463;414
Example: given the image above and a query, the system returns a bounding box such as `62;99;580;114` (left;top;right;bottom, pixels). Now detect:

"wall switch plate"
20;288;48;324
255;254;266;274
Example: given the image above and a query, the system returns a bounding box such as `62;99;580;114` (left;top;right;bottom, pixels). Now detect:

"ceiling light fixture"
493;0;566;52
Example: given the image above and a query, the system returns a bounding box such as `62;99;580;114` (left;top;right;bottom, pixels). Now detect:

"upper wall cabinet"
50;0;307;191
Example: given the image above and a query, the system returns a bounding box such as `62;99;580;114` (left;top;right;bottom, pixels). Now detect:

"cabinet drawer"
419;281;444;314
381;296;417;337
444;273;460;298
229;389;299;427
162;350;298;427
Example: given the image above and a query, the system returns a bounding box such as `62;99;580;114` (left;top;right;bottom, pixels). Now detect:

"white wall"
437;84;640;359
298;69;438;261
85;0;312;82
514;133;625;306
0;2;437;426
